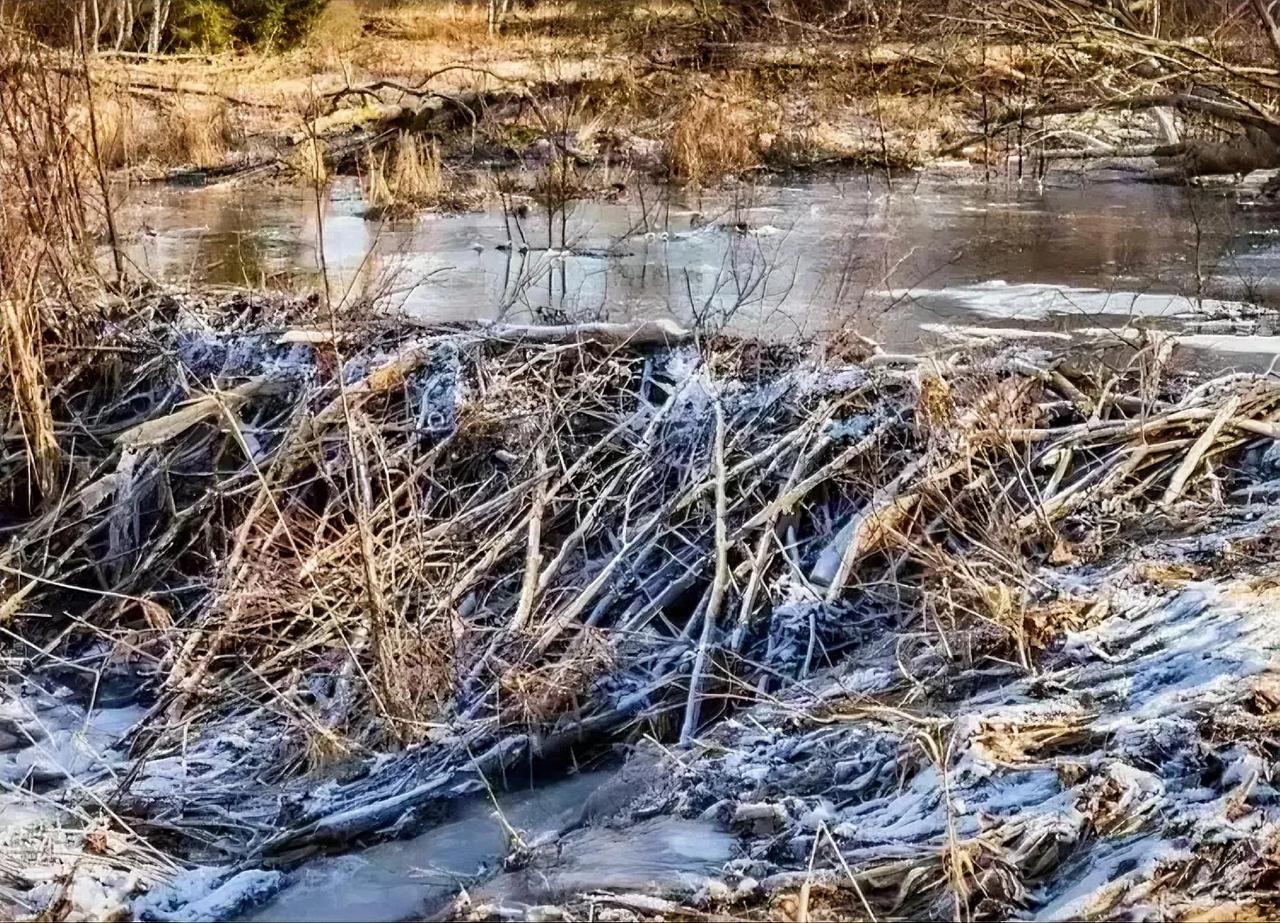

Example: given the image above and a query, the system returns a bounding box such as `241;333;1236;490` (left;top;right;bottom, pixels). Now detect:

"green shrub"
169;0;238;50
224;0;330;48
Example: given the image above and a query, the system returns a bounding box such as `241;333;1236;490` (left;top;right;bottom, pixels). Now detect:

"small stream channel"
2;674;732;921
244;773;731;922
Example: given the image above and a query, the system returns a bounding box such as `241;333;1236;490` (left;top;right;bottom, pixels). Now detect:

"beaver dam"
4;288;1280;921
7;0;1280;915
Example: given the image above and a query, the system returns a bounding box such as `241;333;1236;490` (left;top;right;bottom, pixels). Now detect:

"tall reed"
0;31;113;499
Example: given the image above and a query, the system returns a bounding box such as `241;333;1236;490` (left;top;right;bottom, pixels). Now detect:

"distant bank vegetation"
9;1;1265;53
12;0;329;51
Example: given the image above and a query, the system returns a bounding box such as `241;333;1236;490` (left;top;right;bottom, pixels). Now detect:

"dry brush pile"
6;290;1280;917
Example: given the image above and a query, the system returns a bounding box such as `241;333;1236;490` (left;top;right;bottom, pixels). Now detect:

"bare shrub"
0;35;110;499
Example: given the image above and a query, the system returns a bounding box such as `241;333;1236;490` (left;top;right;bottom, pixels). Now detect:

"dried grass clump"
76;94;233;170
667;90;762;183
365;132;451;214
0;34;108;500
0;298;59;498
389;133;445;202
156;96;234;167
290;135;329;184
85;95;139;170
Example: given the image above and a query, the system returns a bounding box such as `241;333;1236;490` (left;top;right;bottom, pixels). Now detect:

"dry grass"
364;0;604;47
155;96;235;167
0;299;58;498
366;0;493;46
667;89;764;183
86;95;139;170
365;132;451;213
290;136;329;184
388;132;446;203
0;34;107;500
84;93;234;169
18;0;1270;183
768;91;970;168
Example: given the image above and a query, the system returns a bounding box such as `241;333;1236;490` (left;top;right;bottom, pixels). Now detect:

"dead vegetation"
5;0;1273;196
363;131;459;216
667;88;765;183
78;88;237;170
972;0;1280;176
277;0;1279;198
0;33;115;502
5;276;1280;912
5;4;1280;921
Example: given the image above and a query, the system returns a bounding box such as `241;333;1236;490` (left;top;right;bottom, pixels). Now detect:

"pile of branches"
705;0;1280;176
4;296;1280;864
976;0;1280;174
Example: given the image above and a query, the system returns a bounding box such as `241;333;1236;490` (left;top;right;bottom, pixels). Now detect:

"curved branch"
992;92;1279;136
1253;0;1280;66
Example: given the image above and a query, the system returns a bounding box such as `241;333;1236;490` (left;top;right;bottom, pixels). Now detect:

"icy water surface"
243;772;731;922
0;678;146;842
120;169;1280;354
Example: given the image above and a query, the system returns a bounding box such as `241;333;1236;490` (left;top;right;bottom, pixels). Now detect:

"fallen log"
292;88;528;145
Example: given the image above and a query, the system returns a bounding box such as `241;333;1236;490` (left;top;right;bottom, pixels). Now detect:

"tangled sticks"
3;298;1280;867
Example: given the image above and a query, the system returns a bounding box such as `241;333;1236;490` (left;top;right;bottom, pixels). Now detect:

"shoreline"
77;1;1279;208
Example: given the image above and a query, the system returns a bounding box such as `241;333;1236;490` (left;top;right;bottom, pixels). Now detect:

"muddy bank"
5;288;1280;919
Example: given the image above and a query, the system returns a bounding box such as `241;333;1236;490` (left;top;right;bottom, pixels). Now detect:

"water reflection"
118;172;1280;348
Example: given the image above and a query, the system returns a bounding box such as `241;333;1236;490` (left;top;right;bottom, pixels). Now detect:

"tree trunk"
116;0;131;51
147;0;170;54
488;0;514;35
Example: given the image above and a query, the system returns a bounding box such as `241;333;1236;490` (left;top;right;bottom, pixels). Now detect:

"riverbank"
81;0;1280;202
6;291;1280;919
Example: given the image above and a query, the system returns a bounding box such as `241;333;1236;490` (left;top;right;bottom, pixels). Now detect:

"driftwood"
951;0;1280;178
293;87;527;146
956;94;1280;178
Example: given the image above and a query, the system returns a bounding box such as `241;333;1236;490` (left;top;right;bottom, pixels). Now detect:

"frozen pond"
119;169;1280;355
